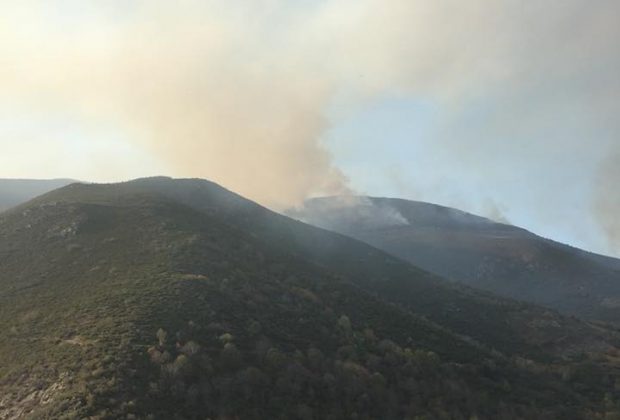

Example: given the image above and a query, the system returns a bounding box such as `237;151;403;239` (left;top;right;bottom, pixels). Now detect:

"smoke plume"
289;196;409;232
0;0;583;208
1;0;620;254
595;155;620;254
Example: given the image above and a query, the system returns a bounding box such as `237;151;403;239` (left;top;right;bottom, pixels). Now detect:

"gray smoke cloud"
1;0;619;252
595;155;620;255
290;196;409;232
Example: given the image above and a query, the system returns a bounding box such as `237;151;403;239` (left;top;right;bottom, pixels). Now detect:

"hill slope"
0;179;75;212
287;196;620;323
2;178;620;419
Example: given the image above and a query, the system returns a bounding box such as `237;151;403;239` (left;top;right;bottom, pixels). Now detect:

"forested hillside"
2;178;620;419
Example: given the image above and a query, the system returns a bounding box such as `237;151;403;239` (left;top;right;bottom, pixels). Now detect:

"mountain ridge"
287;196;620;323
2;178;620;418
0;179;76;213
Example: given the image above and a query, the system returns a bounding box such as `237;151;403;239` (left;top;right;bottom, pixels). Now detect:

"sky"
1;0;619;257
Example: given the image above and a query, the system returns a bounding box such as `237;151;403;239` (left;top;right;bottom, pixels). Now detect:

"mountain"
0;179;75;212
2;178;620;419
286;196;620;323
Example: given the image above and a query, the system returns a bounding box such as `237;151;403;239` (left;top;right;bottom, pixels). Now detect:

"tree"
180;341;201;357
220;343;242;370
338;315;353;340
156;328;167;346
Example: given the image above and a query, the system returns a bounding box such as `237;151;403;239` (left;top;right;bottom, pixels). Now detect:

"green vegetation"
1;178;620;419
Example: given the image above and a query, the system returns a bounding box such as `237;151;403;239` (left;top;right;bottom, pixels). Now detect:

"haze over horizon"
2;0;619;258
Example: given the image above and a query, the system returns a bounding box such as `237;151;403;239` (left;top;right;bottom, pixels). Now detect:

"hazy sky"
1;0;619;257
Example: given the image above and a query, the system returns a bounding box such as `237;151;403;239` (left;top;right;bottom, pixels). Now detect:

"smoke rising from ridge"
289;196;410;232
0;0;562;207
1;0;620;253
